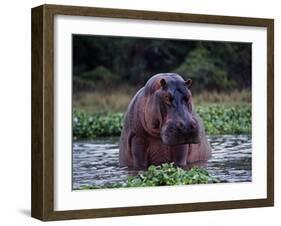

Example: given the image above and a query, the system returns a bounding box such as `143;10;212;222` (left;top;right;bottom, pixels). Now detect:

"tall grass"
73;89;251;114
194;89;251;105
73;90;133;113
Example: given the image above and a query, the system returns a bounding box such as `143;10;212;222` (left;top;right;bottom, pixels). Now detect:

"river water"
72;135;252;189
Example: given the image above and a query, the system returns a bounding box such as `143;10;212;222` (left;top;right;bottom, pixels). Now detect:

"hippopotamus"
119;73;211;169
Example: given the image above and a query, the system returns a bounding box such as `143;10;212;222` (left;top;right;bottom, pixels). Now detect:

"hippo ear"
185;79;192;88
160;78;167;88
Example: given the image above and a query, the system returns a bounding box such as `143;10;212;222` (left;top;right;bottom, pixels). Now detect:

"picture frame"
31;4;274;221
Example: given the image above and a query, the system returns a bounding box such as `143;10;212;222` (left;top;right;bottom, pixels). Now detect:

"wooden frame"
31;4;274;221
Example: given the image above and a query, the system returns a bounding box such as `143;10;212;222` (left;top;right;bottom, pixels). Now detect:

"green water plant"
73;104;251;139
197;104;251;135
125;163;219;187
73;110;123;139
78;163;219;190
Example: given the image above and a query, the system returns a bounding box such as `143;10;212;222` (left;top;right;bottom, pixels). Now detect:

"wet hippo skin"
119;73;212;169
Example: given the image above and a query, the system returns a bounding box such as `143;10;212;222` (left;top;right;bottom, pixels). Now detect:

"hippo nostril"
190;118;197;129
191;120;197;129
176;121;184;130
175;119;197;131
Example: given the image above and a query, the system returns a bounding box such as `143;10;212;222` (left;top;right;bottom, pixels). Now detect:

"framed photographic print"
31;4;274;221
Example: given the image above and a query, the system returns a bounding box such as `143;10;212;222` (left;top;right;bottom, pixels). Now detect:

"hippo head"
144;73;200;145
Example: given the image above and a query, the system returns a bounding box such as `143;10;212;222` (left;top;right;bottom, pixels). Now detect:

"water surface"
72;135;251;189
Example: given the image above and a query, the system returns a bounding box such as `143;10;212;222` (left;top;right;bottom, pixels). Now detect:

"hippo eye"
187;102;192;112
153;120;160;129
164;94;173;102
183;96;190;102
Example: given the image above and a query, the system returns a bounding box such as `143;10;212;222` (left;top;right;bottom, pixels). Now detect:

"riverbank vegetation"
73;104;251;139
73;89;251;113
72;35;252;139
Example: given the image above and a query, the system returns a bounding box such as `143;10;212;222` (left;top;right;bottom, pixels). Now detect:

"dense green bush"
80;66;115;85
73;105;251;139
73;36;251;93
78;163;219;189
175;47;236;91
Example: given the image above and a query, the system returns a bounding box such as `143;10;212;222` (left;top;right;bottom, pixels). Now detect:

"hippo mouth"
160;131;200;146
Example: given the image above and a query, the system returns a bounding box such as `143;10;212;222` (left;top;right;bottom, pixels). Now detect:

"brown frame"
31;4;274;221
